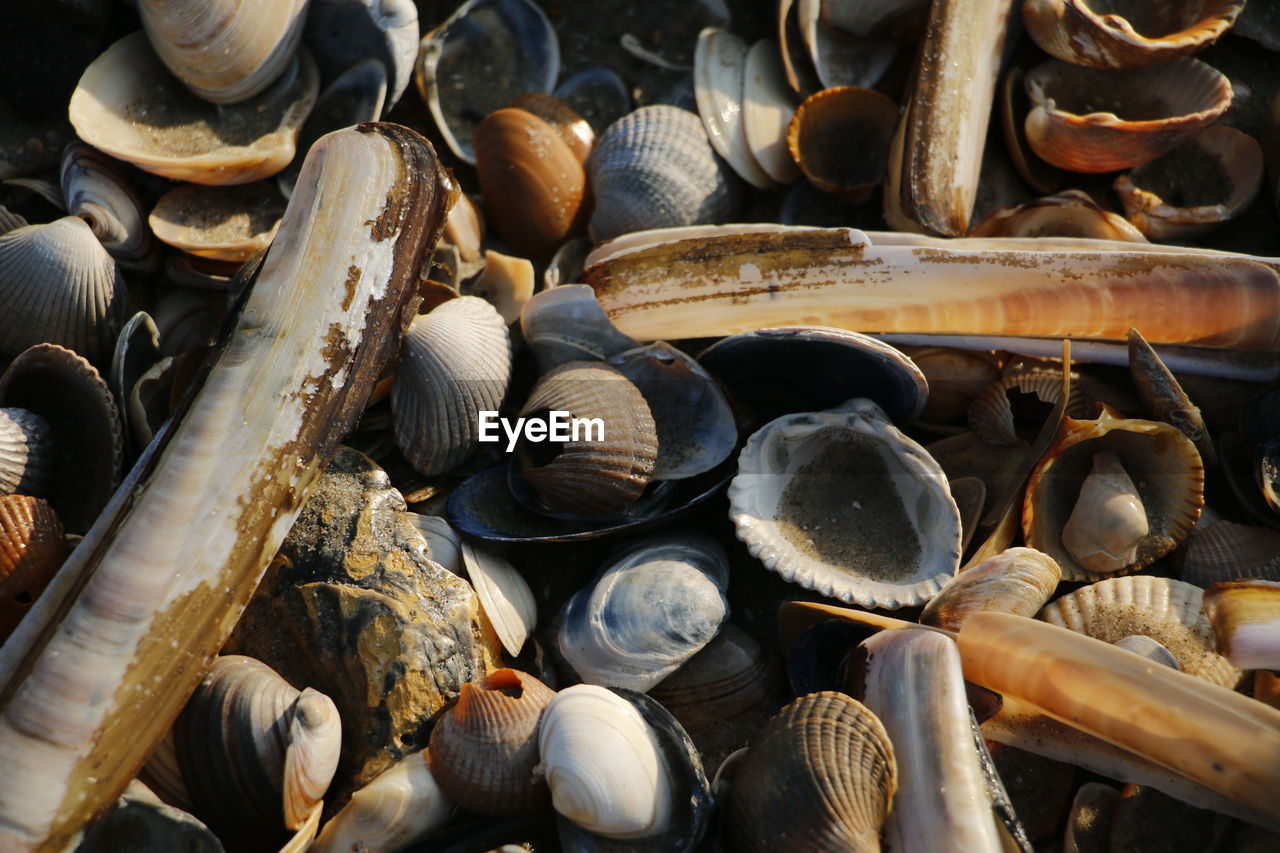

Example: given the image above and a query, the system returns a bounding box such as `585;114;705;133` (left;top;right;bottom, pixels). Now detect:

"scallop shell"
427;668;556;815
787;86;898;202
0;408;53;498
391;296;512;477
61;142;159;274
694;28;776;189
0;215;131;368
0;495;67;640
1038;575;1241;687
730;398;961;609
725;691;897;853
586;105;741;243
1181;520;1280;587
69;32;319;185
1022;409;1203;581
310;750;453;853
969;190;1148;241
557;530;730;692
648;624;780;731
921;547;1062;632
461;540;537;657
519;285;639;374
1024;58;1232;173
149;182;287;263
304;0;419;114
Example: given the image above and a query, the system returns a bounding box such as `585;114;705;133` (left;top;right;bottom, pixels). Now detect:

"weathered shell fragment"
464;249;534;324
461;540;537;657
149;182;287;262
921;547;1061;632
310;749;452;853
1203;580;1280;671
1127;326;1214;466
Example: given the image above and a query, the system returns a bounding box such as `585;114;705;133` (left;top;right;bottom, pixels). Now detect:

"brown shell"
0;407;53;498
968;190;1147;242
0;495;67;639
968;368;1102;446
509;93;595;164
1181;520;1280;588
786;86;898;202
1202;580;1280;670
725;691;896;853
1024;58;1232;173
149;182;287;262
999;67;1062;194
427;668;556;815
517;361;658;518
1023;0;1245;69
921;546;1061;632
474;106;590;262
648;624;781;731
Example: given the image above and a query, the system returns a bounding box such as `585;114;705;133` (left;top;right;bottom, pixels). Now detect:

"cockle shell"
967;367;1099;446
558;530;730;692
0;408;52;498
787;86;897;202
149;182;287;263
428;668;556;815
1060;450;1149;574
921;547;1061;632
0;496;66;640
391;296;512;477
60;142;159;274
1181;520;1280;587
310;750;452;853
725;691;897;853
730;398;961;609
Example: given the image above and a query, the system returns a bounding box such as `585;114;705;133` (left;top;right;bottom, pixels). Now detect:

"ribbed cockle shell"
921;547;1061;632
0;496;66;640
0;408;52;498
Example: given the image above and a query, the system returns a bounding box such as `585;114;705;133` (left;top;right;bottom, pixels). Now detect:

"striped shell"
1181;520;1280;587
391;296;512;477
61;142;159;274
0;408;53;497
587;106;741;242
0;495;67;639
921;547;1061;632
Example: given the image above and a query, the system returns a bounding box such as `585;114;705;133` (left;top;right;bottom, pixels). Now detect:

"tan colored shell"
69;32;319;185
464;250;534;325
725;691;897;853
1060;450;1149;574
1023;0;1244;69
904;346;1001;424
1024;58;1232;173
0;495;67;639
311;750;453;853
967;367;1101;446
149;182;286;262
509;93;595;165
427;668;556;816
1181;520;1280;588
1022;409;1203;581
921;547;1061;632
0;408;52;498
969;190;1147;242
1038;575;1241;687
787;86;898;202
999;67;1062;194
1202;580;1280;671
649;624;780;731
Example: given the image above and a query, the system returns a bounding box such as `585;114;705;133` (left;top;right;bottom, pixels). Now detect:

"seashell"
820;0;930;39
1114;635;1180;669
0;207;28;236
694;28;776;189
1203;580;1280;671
516;361;658;518
304;0;419;114
553;67;632;136
391;296;512;477
138;0;308;104
999;67;1062;194
899;346;1001;425
508;92;596;165
461;541;537;657
740;40;800;186
648;624;779;731
519;285;638;374
921;547;1061;632
787;86;897;202
60;142;159;274
537;684;674;839
0;215;131;369
1022;0;1244;70
586;105;741;243
175;655;341;850
0;496;67;640
416;0;559;165
1022;409;1203;581
557;530;730;692
0;408;53;498
405;513;462;574
1114;126;1264;240
1127;326;1214;467
951;476;986;553
1109;784;1233;853
969;190;1147;241
462;249;533;325
474;106;589;262
606;342;737;480
1023;58;1232;173
729;397;961;609
1060;450;1149;574
725;691;897;852
544;237;592;290
149;182;287;263
796;0;896;91
428;668;556;815
777;0;823;97
311;750;453;853
69;32;319;185
1181;520;1280;587
967;366;1107;447
1038;575;1241;687
110;311;166;455
1063;782;1119;853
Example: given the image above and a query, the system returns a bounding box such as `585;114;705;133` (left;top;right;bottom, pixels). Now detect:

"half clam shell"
60;142;159;274
694;28;776;189
149;182;287;262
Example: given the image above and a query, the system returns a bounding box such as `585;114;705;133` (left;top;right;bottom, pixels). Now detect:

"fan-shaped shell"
0;408;53;498
519;285;638;374
730;398;961;609
921;547;1061;632
0;215;130;368
1038;575;1241;687
558;530;730;692
150;182;287;263
587;105;741;242
310;750;453;853
391;296;512;477
787;86;897;202
649;624;780;731
1181;520;1280;587
0;495;66;639
61;142;159;274
725;691;897;853
428;668;556;815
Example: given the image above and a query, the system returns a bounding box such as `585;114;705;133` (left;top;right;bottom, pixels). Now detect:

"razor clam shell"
149;182;287;263
921;547;1061;632
582;225;1280;348
0;408;53;498
1181;520;1280;587
693;28;775;189
741;40;800;185
1038;576;1240;687
461;541;536;657
0;215;130;368
310;750;453;853
0;495;67;640
304;0;418;114
586;106;741;243
391;296;512;477
520;285;639;374
1203;580;1280;671
60;142;159;274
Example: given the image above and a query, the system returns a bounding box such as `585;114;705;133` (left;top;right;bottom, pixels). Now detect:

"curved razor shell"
310;750;453;853
0;123;452;851
583;226;1280;348
461;541;536;657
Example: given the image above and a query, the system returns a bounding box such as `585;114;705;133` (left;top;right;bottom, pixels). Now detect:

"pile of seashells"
3;0;1280;851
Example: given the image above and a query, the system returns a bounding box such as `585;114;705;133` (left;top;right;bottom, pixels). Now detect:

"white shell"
730;397;960;608
461;540;537;657
694;28;776;189
537;684;672;839
1061;450;1149;574
519;285;637;373
405;513;462;574
742;40;801;185
310;751;453;853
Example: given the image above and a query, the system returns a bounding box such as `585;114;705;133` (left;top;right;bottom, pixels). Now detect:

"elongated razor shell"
584;226;1280;347
0;123;453;852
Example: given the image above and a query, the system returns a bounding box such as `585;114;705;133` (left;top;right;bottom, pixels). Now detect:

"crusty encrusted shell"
0;495;67;639
0;408;53;498
921;547;1061;632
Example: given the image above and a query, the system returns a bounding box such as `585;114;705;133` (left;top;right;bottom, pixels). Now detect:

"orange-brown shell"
509;93;595;165
0;495;67;640
969;190;1147;242
787;86;898;202
427;668;556;815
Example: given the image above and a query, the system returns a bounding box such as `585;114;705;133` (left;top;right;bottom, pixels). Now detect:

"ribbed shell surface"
0;408;52;497
1182;520;1280;587
0;495;66;639
392;296;512;476
587;106;740;242
921;546;1062;632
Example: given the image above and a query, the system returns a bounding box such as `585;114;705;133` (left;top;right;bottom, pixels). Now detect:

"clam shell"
310;750;452;853
694;28;776;189
1023;409;1202;580
1181;520;1280;587
725;691;897;853
553;67;632;135
304;0;419;114
0;495;66;640
463;250;534;326
742;40;801;185
969;190;1148;241
999;67;1062;194
461;541;537;657
149;182;286;263
557;530;730;692
648;624;780;731
821;0;929;38
508;93;595;165
60;142;159;274
586;105;741;243
1114;635;1180;669
796;0;895;91
0;408;53;498
391;296;512;477
0;215;131;368
904;346;1001;424
1024;58;1232;173
405;513;462;574
428;668;556;815
1038;575;1241;687
1202;580;1280;671
921;547;1061;632
69;32;319;185
787;86;897;202
729;398;961;609
519;285;638;374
